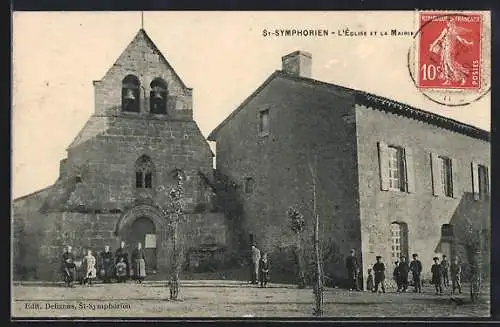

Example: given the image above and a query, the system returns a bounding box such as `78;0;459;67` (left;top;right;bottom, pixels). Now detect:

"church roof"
207;71;490;142
97;28;191;91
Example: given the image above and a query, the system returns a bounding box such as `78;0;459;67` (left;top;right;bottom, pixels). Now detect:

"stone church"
208;51;491;287
13;29;228;281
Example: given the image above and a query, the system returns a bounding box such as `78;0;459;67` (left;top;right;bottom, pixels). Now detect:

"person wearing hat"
409;253;423;293
431;256;443;295
450;256;462;294
372;256;386;293
346;249;360;291
393;260;401;292
398;256;409;292
250;243;261;285
440;254;450;287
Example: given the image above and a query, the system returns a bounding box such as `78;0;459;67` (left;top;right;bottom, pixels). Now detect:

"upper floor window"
387;146;405;191
259;109;270;136
135;155;153;189
478;164;489;198
471;161;489;200
122;75;140;113
378;142;415;193
150;78;168;114
431;153;455;198
439;156;453;197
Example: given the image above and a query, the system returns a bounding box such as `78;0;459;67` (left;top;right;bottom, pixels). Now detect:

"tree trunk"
296;233;306;288
310;154;323;317
169;221;180;300
470;248;481;303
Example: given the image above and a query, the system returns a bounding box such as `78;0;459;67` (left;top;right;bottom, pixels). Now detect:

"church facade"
208;51;491;287
13;29;228;281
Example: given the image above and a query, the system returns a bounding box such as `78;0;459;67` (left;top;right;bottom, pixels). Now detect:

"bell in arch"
152;87;164;100
124;88;136;100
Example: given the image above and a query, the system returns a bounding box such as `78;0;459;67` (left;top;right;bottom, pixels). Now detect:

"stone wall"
355;104;490;284
214;75;362;284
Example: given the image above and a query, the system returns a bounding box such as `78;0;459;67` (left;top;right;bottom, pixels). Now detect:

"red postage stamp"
417;13;482;90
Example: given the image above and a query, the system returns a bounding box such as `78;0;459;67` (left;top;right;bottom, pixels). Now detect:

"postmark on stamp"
407;11;491;106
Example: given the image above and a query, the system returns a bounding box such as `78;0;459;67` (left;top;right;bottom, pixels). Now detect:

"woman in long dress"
99;245;114;283
131;242;147;283
82;249;97;286
61;245;76;287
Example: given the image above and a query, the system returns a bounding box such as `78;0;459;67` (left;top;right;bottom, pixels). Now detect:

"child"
450;256;462;294
82;249;97;286
372;256;386;293
116;257;128;283
366;269;374;292
393;261;401;292
431;256;443;295
258;253;270;288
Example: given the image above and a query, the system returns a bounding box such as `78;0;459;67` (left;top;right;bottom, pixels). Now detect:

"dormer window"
122;75;140;112
150;78;168;114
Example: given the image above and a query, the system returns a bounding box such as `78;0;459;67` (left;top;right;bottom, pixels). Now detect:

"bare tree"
308;154;323;317
168;171;185;300
287;206;306;288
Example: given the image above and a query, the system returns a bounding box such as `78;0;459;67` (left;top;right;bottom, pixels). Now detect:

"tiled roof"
208;70;490;142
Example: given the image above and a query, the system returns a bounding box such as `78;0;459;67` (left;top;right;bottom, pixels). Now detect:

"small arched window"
122;75;140;112
135;155;153;189
150;78;168;114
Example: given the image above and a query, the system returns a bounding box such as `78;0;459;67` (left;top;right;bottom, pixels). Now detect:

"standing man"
450;256;462;294
346;249;360;291
115;241;130;281
431;256;443;295
372;256;386;293
441;254;450;287
398;256;410;292
409;253;423;293
250;243;261;284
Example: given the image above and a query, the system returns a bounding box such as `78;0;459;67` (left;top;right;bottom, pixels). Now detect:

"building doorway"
390;222;409;262
126;216;157;272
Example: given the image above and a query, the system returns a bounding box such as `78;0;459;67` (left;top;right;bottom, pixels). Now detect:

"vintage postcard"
11;11;491;319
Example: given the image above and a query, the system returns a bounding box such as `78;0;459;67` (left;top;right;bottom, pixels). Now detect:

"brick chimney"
281;51;312;78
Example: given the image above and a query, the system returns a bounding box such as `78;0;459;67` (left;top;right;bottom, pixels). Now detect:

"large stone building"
208;51;491;286
13;29;228;281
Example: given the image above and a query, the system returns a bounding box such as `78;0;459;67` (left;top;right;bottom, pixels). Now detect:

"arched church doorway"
126;216;157;272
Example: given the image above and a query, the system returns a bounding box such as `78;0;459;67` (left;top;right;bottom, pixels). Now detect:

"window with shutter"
404;147;415;193
471;161;479;200
378;142;389;191
431;153;443;197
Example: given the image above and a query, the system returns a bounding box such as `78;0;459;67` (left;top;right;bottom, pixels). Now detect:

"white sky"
12;11;490;199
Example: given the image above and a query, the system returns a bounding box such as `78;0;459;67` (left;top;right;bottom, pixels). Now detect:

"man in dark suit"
346;249;360;291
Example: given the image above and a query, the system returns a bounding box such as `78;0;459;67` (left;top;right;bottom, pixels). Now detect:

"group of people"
61;241;147;287
250;244;270;287
347;249;462;295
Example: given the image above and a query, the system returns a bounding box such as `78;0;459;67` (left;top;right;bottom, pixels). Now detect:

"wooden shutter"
471;161;479;200
431;153;443;197
404;147;415;193
378;142;389;191
451;158;459;198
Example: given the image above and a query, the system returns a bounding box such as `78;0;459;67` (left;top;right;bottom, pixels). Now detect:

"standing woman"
131;242;147;283
100;245;114;283
82;249;97;286
61;246;76;287
115;241;130;282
